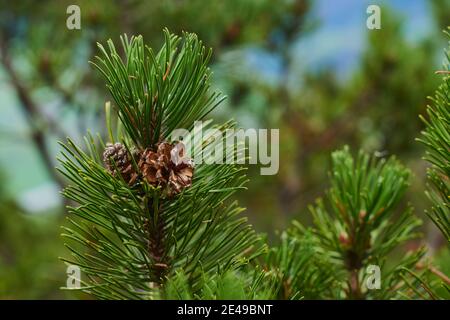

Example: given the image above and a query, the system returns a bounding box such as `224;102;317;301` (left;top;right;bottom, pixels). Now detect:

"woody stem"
146;194;168;285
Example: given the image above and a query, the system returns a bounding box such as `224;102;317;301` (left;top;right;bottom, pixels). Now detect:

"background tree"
0;0;310;191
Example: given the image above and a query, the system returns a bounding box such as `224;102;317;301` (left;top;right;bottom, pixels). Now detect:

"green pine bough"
58;30;447;300
266;147;431;299
418;30;450;243
58;30;266;299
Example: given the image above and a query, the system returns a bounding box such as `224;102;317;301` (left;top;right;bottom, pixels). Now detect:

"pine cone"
168;142;194;195
102;142;138;185
138;141;194;195
168;166;193;195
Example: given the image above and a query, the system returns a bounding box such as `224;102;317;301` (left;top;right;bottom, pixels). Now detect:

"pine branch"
264;225;339;299
269;146;427;299
417;29;450;242
164;267;277;300
58;31;264;299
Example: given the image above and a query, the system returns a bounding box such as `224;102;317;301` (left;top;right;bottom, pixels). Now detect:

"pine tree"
58;30;266;299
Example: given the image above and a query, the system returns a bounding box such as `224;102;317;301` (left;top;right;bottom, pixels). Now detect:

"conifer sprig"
418;30;450;242
268;147;426;299
58;31;264;299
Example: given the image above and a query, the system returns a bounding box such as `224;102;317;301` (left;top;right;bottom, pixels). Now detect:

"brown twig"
417;262;450;286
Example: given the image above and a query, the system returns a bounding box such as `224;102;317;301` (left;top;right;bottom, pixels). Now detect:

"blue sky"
241;0;436;94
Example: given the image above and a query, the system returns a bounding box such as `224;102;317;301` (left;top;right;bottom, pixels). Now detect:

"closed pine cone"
102;142;138;185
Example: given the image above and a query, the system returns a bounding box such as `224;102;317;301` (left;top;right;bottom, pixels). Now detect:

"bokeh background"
0;0;449;299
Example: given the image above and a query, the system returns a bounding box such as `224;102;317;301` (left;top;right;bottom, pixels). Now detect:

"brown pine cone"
102;142;138;185
138;141;194;195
